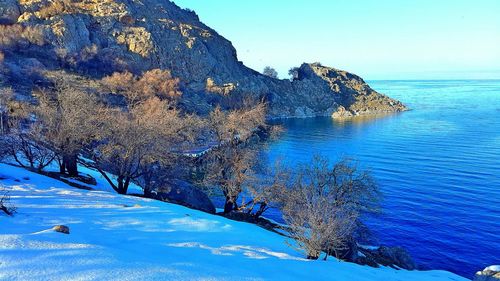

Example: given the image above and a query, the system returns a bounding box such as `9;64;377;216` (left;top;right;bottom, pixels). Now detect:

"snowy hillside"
0;164;469;281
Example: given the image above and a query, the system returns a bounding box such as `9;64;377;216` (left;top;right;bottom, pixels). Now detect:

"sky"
173;0;500;80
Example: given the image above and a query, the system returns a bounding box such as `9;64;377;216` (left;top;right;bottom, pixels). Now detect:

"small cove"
263;80;500;278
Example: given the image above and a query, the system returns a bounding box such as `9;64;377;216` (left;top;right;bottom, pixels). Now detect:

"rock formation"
154;179;216;214
52;225;70;234
475;266;500;281
355;245;417;270
0;0;407;118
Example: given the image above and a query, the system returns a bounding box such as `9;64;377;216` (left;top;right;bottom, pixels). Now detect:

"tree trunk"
144;187;153;198
115;176;131;195
59;159;66;174
254;203;267;218
123;177;131;195
0;205;13;216
117;175;125;194
223;196;235;213
0;111;8;135
307;254;320;260
63;153;78;177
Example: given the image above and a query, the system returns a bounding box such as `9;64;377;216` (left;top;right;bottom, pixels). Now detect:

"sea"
263;80;500;278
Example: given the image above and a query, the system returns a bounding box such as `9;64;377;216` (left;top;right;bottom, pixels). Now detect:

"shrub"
263;66;278;78
288;67;300;81
101;69;182;105
138;69;181;100
277;156;381;260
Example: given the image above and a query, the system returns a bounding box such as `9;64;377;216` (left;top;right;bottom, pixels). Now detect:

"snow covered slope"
0;164;469;281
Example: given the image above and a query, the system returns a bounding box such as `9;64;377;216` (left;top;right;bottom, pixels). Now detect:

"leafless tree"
243;162;290;218
0;188;16;216
203;103;266;213
2;124;56;172
84;97;202;195
33;79;102;176
263;66;278;79
277;156;381;260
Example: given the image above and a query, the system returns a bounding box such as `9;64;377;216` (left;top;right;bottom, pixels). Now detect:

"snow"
485;265;500;272
0;163;470;281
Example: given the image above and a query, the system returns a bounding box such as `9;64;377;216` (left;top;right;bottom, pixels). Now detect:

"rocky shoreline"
475;266;500;281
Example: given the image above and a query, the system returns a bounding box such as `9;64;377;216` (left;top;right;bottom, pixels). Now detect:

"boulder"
0;0;20;24
356;245;417;270
474;266;500;281
52;225;70;234
154;180;215;214
332;105;354;118
327;238;358;261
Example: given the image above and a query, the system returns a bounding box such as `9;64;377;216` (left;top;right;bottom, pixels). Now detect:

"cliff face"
0;0;407;118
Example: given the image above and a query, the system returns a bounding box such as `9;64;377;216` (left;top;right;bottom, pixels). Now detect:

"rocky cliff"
0;0;407;118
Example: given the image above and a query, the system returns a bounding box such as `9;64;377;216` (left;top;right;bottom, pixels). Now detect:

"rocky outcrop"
355;245;417;270
1;0;407;118
475;266;500;281
154;180;215;214
0;0;19;24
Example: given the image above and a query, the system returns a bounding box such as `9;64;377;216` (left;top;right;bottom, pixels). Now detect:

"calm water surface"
264;80;500;278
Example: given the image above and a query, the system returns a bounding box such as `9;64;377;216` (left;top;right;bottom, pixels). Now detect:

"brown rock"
52;225;70;234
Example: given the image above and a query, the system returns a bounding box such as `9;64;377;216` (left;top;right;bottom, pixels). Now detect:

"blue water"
263;80;500;278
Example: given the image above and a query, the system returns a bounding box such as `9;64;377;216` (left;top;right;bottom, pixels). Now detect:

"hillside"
0;0;406;117
0;163;468;281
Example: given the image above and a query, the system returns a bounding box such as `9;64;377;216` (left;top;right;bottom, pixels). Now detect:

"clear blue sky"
173;0;500;80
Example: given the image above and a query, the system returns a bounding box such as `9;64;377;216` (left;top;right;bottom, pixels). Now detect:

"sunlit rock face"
3;0;406;118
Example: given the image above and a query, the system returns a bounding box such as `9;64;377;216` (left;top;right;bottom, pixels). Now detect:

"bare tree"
243;162;289;218
0;188;16;216
33;80;102;176
2;124;56;172
84;97;202;195
277;156;381;260
203;103;266;213
263;66;278;79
